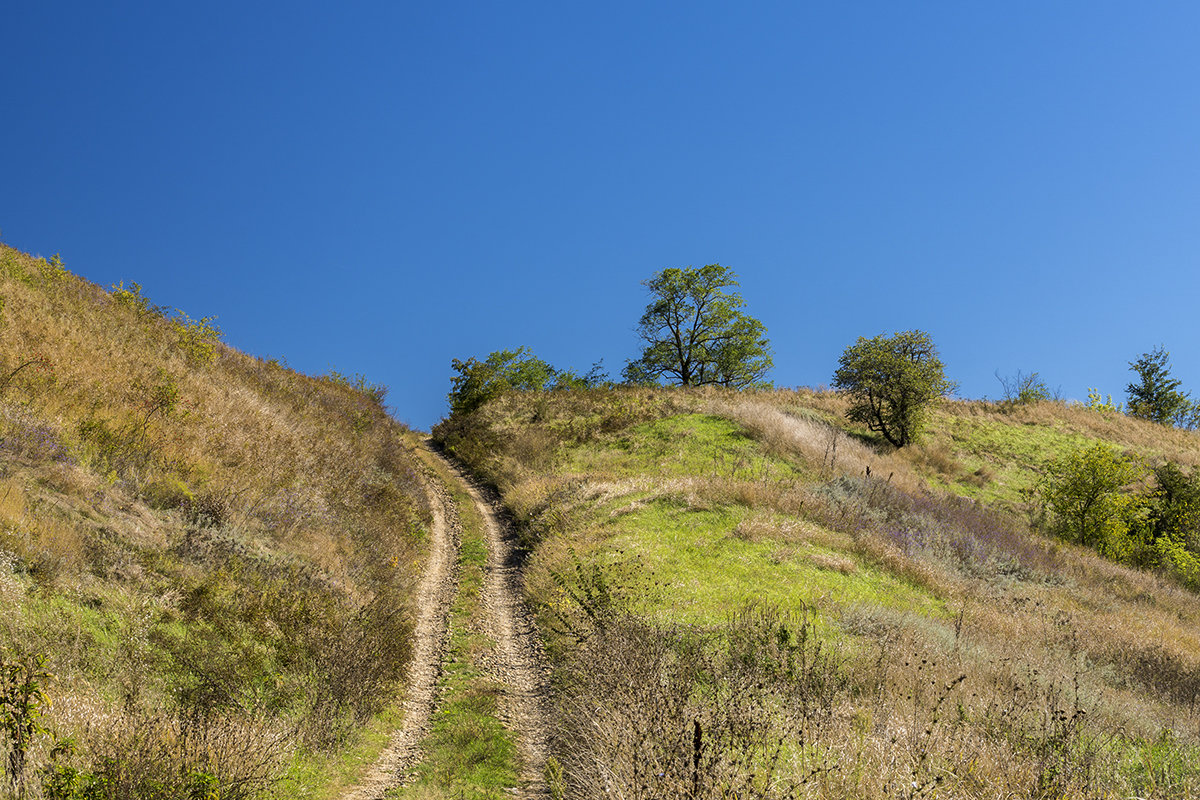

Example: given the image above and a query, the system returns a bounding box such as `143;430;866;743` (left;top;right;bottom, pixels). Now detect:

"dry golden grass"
0;244;431;797
710;396;929;494
952;397;1200;465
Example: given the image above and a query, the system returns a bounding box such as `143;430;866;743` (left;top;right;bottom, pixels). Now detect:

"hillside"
12;234;1200;799
435;388;1200;799
0;244;431;798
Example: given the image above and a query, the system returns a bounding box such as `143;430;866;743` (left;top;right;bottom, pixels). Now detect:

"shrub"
42;709;284;800
1084;387;1123;414
446;347;558;415
833;330;955;447
322;369;388;405
995;369;1054;408
170;312;221;367
547;608;846;800
0;651;52;797
110;282;167;317
1039;443;1143;550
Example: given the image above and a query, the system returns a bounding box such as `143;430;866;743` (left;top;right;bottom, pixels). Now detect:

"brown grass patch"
709;397;927;494
0;243;431;790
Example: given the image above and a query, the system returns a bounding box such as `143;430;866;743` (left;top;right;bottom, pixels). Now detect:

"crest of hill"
435;386;1200;798
0;243;429;796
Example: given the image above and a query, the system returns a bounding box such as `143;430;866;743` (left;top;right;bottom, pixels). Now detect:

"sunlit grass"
440;385;1200;798
603;500;943;625
0;243;431;797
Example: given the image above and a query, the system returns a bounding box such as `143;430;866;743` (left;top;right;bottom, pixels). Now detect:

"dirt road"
450;460;551;798
341;444;549;799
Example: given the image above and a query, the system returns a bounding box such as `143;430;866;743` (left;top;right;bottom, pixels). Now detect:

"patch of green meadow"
923;410;1098;504
569;413;806;482
600;500;944;625
543;413;945;628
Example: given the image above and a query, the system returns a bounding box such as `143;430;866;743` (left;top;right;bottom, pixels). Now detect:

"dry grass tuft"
710;397;928;494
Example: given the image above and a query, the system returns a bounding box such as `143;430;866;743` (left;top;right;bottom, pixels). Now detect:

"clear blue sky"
5;2;1200;430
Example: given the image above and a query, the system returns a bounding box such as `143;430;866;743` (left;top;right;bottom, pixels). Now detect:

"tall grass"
0;244;430;798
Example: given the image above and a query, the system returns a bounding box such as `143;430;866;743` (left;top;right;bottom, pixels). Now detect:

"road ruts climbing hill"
448;459;552;799
341;443;549;799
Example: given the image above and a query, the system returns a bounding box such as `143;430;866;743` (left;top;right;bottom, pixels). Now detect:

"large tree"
623;264;773;388
832;330;954;448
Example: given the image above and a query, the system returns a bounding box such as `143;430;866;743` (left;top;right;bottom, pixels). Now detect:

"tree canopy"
447;347;607;415
622;264;773;389
1126;346;1193;426
832;330;954;448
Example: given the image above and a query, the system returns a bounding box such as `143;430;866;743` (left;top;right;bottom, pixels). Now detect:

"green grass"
930;411;1096;503
272;705;408;800
574;499;944;626
539;413;945;629
0;243;432;798
570;414;804;482
438;389;1200;799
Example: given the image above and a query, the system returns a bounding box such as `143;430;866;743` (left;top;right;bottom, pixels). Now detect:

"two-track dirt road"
341;443;548;799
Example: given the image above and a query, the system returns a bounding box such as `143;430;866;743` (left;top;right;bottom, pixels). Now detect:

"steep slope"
0;244;429;798
436;387;1200;799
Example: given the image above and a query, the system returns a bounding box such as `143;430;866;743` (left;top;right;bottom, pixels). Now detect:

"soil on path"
446;457;552;799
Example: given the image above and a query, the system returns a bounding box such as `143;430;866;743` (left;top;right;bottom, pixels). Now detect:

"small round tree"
1126;346;1192;425
446;347;557;415
832;330;954;447
1039;442;1143;549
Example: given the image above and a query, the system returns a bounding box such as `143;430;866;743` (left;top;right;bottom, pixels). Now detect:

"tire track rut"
340;449;460;800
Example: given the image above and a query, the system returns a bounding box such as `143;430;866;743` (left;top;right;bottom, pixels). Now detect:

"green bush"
1039;443;1143;551
110;282;167;317
1;651;52;796
833;329;955;447
447;347;557;415
171;312;221;367
1085;388;1122;414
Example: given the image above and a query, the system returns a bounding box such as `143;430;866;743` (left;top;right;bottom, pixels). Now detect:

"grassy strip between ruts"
388;469;520;800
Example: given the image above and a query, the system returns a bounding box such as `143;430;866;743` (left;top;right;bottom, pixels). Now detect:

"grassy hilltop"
436;387;1200;799
0;244;429;798
10;234;1200;800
